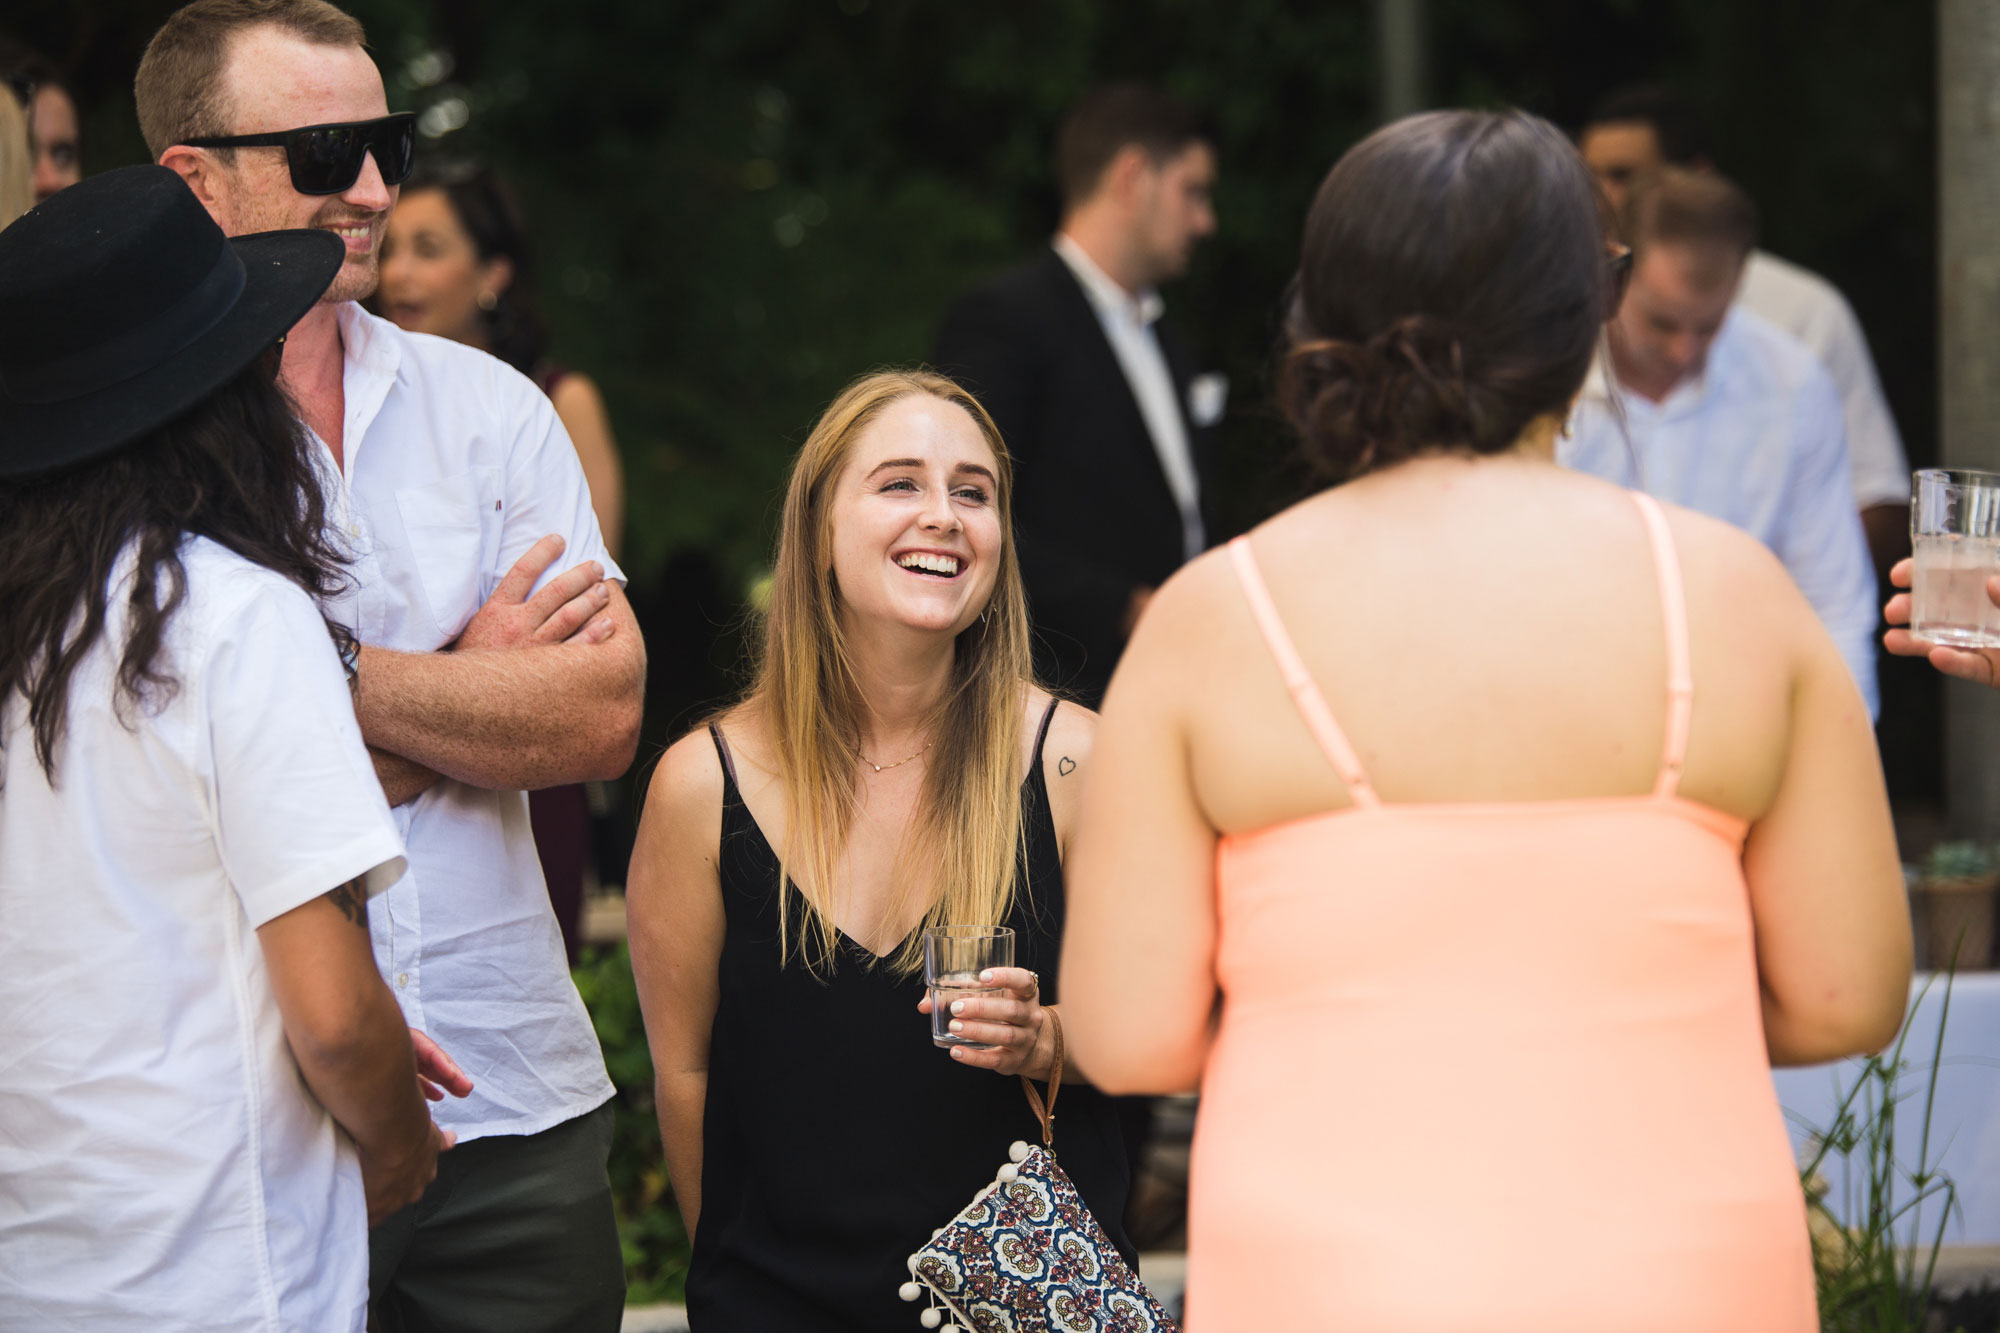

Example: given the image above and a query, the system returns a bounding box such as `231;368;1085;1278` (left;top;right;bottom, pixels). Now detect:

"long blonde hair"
0;86;31;228
746;368;1036;977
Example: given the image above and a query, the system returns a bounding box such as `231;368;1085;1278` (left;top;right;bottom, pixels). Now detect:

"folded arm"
355;580;644;791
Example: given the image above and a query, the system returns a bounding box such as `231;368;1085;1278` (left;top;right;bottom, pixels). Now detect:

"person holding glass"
1060;110;1912;1331
625;369;1132;1329
1885;554;2000;686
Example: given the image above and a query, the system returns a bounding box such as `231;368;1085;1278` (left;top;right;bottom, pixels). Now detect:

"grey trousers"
369;1101;625;1333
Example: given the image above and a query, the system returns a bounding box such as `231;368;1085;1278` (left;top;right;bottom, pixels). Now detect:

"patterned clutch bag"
896;1011;1180;1333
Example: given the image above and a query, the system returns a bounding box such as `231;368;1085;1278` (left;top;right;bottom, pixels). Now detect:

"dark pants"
369;1102;624;1333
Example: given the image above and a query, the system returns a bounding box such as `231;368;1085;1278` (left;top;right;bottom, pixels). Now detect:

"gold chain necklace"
856;740;932;774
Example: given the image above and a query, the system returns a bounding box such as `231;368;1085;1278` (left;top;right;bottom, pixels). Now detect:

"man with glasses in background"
1578;82;1911;584
1562;166;1879;717
139;3;641;1329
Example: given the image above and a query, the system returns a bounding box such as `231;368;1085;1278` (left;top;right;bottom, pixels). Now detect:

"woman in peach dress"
1060;109;1912;1331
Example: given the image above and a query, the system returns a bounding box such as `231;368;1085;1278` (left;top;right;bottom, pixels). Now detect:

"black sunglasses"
180;113;417;196
1604;246;1634;321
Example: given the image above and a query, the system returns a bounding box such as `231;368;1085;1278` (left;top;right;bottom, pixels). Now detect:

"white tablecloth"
1773;973;2000;1243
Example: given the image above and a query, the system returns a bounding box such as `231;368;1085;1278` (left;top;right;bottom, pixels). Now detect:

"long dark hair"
403;158;548;375
1278;109;1606;483
0;354;351;780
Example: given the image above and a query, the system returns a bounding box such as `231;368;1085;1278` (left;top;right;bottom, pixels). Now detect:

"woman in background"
626;370;1131;1330
0;83;32;225
1061;109;1911;1331
380;159;625;960
0;37;81;205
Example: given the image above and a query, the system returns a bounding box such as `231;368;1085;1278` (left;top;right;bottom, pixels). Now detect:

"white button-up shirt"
1738;249;1910;510
1562;306;1879;716
316;303;618;1141
1053;234;1205;560
1;540;407;1332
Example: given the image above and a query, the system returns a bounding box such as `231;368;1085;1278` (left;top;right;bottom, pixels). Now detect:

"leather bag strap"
1018;1007;1063;1148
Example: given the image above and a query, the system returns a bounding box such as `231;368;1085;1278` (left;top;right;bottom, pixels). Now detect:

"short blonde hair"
0;85;30;225
135;0;367;158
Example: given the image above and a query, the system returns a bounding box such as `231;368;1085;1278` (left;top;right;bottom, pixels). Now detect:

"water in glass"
1913;533;2000;648
930;971;1003;1049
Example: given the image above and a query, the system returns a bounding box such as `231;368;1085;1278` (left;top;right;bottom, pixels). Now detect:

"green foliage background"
14;0;1937;632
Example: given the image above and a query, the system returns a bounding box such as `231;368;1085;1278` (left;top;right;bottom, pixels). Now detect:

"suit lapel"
1038;250;1194;504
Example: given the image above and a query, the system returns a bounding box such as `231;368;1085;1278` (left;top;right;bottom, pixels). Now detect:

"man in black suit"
934;84;1220;707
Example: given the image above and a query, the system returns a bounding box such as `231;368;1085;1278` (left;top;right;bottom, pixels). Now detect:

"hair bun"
1279;312;1516;482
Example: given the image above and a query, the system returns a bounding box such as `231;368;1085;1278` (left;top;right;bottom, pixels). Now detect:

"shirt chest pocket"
394;468;504;639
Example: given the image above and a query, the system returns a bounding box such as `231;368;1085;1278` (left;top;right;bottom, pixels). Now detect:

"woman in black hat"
0;165;450;1331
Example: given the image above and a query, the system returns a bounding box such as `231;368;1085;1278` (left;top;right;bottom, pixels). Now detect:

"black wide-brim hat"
0;164;345;478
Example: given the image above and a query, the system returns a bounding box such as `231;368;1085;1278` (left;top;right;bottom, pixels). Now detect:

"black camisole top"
686;701;1134;1331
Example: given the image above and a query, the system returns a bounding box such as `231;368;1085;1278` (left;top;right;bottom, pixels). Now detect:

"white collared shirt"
1738;249;1910;510
0;540;406;1331
314;303;618;1141
1561;306;1879;716
1052;234;1205;560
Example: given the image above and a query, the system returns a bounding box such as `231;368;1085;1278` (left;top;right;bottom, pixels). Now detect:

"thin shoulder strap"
1226;536;1379;807
1030;696;1061;770
707;722;742;790
1629;494;1694;798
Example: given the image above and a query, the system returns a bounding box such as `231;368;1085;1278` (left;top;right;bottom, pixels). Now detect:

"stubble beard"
325;253;380;306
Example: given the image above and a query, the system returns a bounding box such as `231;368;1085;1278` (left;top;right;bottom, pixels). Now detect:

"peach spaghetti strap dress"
1186;493;1814;1331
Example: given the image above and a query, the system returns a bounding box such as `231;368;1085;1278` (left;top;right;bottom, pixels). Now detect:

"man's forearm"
355;635;644;790
371;747;442;808
292;982;433;1167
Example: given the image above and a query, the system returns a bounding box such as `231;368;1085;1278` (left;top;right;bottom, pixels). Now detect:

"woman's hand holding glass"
917;968;1056;1079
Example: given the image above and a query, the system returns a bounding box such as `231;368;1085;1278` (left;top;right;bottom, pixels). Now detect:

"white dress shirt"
316;303;618;1141
1738;249;1910;510
0;540;407;1332
1561;306;1879;716
1053;234;1205;560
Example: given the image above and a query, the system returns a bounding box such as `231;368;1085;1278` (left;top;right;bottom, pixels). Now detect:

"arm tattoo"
1056;756;1076;777
326;879;370;930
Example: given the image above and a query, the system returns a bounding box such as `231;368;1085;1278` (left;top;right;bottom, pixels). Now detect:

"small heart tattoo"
1057;756;1076;776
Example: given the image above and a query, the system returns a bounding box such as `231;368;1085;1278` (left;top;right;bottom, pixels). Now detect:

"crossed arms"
356;534;647;806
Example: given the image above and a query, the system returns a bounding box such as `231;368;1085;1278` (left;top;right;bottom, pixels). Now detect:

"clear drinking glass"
923;925;1015;1050
1913;468;2000;649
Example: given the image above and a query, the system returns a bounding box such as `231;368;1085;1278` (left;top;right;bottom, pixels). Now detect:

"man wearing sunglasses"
137;4;640;1331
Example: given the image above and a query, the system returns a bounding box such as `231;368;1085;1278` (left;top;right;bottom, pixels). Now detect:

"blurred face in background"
1609;240;1746;402
827;395;1004;641
1131;140;1217;285
378;187;512;347
1578;120;1664;218
29;84;80;201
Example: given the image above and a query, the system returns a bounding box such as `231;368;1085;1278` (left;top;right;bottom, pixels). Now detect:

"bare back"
1170;456;1815;833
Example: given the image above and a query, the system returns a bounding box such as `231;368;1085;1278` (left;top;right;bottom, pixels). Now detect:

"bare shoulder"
1117;543;1245;685
1661;500;1819;641
549;370;608;420
1025;687;1097;785
640;724;727;850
